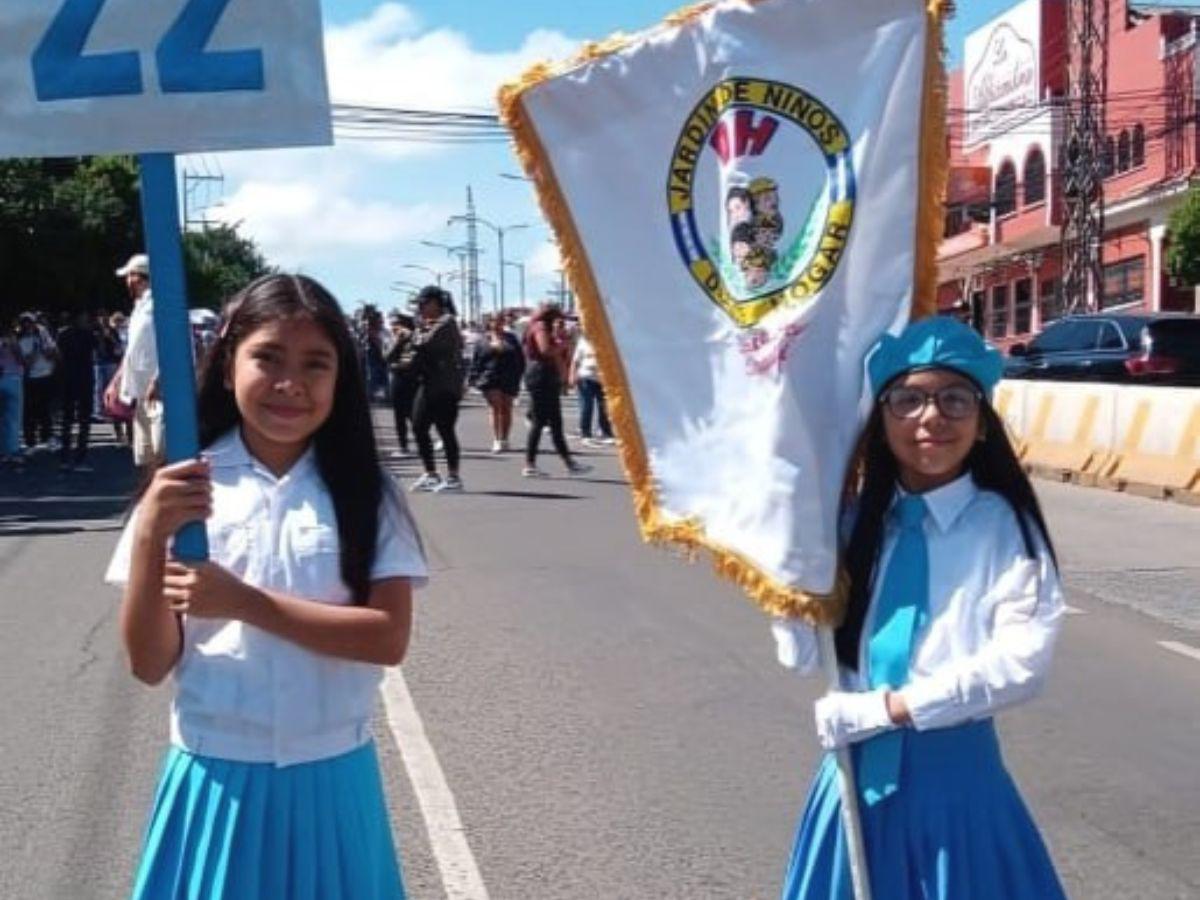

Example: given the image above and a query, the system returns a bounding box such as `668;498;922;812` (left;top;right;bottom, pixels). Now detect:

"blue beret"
867;316;1003;398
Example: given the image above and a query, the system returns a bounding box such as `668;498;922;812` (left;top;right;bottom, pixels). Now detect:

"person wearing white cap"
105;253;163;467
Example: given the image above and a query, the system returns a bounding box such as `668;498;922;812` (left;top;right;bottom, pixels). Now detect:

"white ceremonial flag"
501;0;948;622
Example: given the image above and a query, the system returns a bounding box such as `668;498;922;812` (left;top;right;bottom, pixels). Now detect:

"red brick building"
937;0;1200;347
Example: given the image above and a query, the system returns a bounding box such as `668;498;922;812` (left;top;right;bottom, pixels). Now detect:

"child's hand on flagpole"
814;688;893;750
137;458;212;544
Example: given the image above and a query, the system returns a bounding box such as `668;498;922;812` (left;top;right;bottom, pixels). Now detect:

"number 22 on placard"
32;0;265;101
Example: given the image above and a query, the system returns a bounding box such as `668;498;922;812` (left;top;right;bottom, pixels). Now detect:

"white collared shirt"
105;429;428;766
120;290;156;403
771;473;1064;731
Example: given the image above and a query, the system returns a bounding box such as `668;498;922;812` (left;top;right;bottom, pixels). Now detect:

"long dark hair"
834;387;1057;669
196;274;385;604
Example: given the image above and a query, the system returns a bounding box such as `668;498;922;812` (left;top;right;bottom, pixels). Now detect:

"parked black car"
1004;313;1200;386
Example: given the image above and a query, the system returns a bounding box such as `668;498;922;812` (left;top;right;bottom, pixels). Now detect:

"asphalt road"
1;401;1197;900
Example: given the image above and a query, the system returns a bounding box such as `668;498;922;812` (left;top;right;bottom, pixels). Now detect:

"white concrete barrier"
994;380;1200;499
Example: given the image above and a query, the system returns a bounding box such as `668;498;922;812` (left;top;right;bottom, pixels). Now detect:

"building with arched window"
1024;148;1047;205
938;0;1199;346
1117;130;1132;173
994;161;1018;217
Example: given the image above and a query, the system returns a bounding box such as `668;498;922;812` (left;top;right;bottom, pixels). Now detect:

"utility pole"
467;187;481;322
182;168;224;231
1060;0;1108;314
447;187;483;322
549;269;574;311
453;210;529;313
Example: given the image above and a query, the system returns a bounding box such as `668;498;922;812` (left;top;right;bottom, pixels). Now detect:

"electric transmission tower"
182;158;225;231
466;187;481;322
1060;0;1109;314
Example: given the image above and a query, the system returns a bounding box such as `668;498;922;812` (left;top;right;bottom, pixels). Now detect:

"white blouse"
772;473;1064;731
106;430;428;766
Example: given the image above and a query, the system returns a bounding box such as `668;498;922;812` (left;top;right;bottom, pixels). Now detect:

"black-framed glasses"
882;384;982;421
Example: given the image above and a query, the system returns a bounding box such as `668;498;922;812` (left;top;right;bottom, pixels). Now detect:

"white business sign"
963;0;1041;147
0;0;331;158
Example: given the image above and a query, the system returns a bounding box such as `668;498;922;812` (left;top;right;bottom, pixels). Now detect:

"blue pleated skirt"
781;720;1065;900
132;741;405;900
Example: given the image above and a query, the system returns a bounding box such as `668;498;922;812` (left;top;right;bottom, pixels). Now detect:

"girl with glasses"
774;316;1067;899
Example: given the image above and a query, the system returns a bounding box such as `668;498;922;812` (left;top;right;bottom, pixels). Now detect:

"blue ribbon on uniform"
858;494;928;806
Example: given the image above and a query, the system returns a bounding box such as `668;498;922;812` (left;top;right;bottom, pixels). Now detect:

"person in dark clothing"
56;310;98;469
469;314;525;453
386;312;419;457
361;306;389;401
522;305;590;478
408;286;465;493
16;313;57;450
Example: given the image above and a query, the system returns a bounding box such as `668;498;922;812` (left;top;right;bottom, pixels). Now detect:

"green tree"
183;225;273;310
1166;184;1200;287
1;156;270;325
1;156;143;324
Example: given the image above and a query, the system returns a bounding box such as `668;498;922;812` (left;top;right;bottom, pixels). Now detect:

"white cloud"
212;179;451;267
331;3;423;51
325;5;578;110
526;241;562;278
189;4;580;274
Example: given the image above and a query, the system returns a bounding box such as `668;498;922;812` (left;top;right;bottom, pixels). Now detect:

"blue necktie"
858;494;929;806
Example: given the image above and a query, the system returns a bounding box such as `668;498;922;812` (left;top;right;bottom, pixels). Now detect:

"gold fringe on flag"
914;0;953;319
498;0;951;626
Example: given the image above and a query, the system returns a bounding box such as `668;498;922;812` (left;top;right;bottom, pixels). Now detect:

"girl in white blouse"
776;317;1066;899
107;275;427;899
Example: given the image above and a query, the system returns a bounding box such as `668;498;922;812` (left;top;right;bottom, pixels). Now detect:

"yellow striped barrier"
995;380;1200;502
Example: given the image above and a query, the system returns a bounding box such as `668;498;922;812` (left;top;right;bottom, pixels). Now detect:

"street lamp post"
389;280;423;304
502;260;526;308
450;215;530;311
401;263;445;286
421;240;484;318
552;268;573;312
447;273;498;314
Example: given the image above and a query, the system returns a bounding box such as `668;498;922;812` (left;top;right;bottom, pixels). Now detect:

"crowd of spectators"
347;295;614;489
1;278;614;483
0;308;130;470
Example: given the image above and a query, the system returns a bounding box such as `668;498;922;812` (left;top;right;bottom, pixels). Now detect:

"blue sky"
196;1;1017;314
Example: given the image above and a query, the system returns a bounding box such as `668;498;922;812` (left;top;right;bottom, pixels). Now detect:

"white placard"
0;0;331;158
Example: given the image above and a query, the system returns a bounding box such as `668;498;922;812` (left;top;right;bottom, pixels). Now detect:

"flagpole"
817;628;873;900
137;152;208;562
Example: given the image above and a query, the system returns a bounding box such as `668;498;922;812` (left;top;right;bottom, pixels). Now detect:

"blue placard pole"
137;152;209;562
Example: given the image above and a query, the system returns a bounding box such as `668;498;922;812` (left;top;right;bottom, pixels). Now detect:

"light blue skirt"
132;741;405;900
781;720;1065;900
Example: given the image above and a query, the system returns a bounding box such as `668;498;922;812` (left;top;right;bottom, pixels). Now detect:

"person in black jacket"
385;312;419;457
56;309;97;470
409;286;465;493
469;314;525;453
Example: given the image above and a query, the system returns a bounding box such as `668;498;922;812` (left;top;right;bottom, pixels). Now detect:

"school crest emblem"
668;78;856;327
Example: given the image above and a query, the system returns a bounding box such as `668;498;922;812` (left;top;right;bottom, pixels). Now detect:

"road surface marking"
1064;605;1086;616
1158;641;1200;664
381;669;490;900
